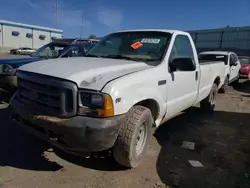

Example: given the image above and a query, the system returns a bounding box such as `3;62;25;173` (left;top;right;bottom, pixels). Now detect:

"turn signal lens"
96;95;114;117
78;91;114;118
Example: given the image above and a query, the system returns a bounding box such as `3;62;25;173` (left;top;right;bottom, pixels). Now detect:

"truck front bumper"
10;95;125;154
0;75;17;92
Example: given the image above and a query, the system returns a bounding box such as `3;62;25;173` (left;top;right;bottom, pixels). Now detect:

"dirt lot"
0;81;250;188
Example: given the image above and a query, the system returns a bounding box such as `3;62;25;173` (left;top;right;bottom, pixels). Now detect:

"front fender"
103;84;166;120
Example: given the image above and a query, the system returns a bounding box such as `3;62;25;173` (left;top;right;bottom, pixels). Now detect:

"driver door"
165;34;199;120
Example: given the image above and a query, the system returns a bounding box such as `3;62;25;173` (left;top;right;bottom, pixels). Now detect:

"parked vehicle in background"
0;38;98;93
10;29;225;168
10;48;19;54
17;47;36;55
199;51;240;93
31;39;96;59
238;56;250;78
10;47;36;55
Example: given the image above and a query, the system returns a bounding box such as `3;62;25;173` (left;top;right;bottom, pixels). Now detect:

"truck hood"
18;57;152;90
0;57;42;66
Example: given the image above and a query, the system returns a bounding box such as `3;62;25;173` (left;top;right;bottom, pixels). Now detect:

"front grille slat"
19;79;60;97
16;71;77;118
19;90;60;108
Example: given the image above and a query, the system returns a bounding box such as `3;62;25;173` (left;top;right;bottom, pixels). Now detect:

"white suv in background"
199;51;240;93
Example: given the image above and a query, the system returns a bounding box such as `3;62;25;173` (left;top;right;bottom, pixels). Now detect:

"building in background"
187;26;250;56
0;20;63;52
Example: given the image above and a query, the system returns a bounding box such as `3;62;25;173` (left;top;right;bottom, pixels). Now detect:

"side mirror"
169;57;196;72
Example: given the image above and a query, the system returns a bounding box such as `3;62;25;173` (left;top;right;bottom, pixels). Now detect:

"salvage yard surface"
0;81;250;188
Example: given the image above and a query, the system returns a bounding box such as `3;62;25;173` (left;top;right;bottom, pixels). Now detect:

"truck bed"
195;61;225;103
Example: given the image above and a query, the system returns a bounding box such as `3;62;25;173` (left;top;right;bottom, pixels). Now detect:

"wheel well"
214;76;220;86
135;99;159;120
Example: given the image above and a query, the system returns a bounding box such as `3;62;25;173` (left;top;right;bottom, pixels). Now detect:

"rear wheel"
218;76;229;93
200;83;217;113
113;105;153;168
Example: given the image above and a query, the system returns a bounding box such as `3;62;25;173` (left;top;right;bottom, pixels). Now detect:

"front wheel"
200;83;217;113
113;105;153;168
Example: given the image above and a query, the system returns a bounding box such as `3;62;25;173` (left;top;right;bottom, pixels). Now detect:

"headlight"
78;91;114;117
2;64;15;75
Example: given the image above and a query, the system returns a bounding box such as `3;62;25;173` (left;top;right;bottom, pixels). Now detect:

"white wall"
0;23;63;49
33;30;51;49
3;25;33;48
51;33;62;40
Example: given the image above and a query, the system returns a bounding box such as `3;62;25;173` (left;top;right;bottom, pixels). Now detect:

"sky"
1;0;250;38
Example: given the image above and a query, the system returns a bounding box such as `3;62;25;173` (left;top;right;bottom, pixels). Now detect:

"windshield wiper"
100;54;144;62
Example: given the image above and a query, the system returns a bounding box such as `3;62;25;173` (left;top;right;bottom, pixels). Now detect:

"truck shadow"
155;107;250;188
0;106;63;171
53;149;126;171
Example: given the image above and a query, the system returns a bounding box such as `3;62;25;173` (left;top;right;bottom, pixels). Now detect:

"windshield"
239;57;250;64
31;42;68;58
85;31;171;64
199;54;228;65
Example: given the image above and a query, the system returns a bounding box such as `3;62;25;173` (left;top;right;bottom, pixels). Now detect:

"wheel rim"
135;121;147;155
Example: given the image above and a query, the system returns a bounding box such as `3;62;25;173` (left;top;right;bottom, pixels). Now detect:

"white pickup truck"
10;29;225;168
199;51;240;93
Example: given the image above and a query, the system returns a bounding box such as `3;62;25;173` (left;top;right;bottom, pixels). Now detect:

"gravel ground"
0;80;250;188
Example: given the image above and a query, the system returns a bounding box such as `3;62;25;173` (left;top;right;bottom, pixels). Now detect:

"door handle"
195;71;198;81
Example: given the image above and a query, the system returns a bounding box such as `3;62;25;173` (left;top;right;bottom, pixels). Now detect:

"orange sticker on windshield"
131;41;143;49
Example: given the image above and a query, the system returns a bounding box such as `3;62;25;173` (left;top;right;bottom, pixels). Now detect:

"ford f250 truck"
10;29;225;168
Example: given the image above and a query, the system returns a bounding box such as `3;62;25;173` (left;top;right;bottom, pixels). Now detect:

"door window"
169;35;195;71
230;54;238;66
232;54;239;64
170;35;194;59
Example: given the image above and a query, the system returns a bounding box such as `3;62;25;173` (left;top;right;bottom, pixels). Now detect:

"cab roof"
115;29;189;35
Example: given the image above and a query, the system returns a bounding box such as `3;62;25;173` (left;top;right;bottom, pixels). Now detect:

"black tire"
218;76;229;93
113;105;153;168
200;83;217;113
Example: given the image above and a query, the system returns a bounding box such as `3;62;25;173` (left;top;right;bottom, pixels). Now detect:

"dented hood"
18;57;151;90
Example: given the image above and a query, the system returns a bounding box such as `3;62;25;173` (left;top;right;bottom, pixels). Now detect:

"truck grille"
16;71;77;118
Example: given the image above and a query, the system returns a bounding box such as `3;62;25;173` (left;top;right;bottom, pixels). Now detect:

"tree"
88;34;96;39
